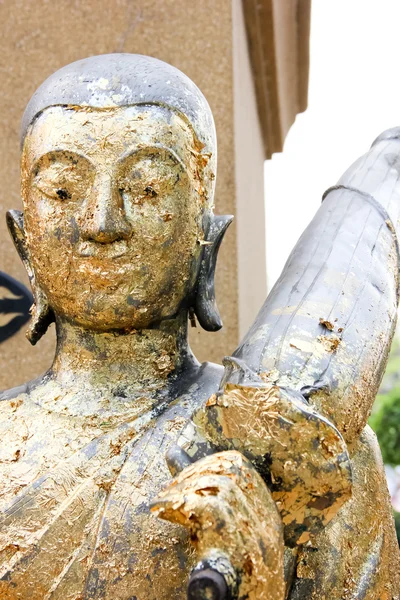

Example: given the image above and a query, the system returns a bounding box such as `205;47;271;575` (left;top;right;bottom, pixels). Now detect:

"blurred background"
266;0;400;290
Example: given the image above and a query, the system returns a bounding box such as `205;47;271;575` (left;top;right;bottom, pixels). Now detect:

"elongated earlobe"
6;210;54;345
194;214;233;331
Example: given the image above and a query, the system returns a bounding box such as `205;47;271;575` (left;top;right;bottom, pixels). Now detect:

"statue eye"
32;156;94;203
118;179;159;203
56;188;71;200
34;180;74;201
144;186;157;197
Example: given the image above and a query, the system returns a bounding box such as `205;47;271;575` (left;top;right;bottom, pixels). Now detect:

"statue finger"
151;450;285;600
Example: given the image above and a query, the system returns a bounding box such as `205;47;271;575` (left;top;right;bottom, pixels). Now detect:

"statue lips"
76;239;130;259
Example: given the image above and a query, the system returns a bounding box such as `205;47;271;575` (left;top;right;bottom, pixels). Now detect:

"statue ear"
194;214;233;331
6;209;54;345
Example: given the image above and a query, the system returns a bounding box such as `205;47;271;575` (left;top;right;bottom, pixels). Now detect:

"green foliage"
369;387;400;466
394;512;400;545
381;337;400;380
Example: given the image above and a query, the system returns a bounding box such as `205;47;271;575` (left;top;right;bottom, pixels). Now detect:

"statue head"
7;54;232;344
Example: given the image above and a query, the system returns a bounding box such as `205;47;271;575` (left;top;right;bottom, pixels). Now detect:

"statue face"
21;105;207;330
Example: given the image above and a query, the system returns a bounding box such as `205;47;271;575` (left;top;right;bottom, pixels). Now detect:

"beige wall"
0;0;268;391
233;0;267;338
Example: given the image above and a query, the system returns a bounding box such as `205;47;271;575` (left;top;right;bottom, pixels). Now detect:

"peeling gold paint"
193;382;352;547
0;102;219;600
22;105;212;332
152;451;285;600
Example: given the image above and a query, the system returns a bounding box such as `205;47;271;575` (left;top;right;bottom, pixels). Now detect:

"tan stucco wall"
0;0;239;390
233;0;267;339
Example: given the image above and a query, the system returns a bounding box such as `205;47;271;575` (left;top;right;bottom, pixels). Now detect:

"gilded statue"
0;54;399;600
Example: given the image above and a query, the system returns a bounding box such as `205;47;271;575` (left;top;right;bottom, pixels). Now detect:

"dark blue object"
0;272;32;343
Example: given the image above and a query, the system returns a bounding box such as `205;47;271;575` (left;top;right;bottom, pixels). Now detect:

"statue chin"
54;303;157;332
50;294;190;333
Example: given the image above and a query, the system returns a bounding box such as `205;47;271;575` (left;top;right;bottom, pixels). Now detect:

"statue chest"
0;395;202;600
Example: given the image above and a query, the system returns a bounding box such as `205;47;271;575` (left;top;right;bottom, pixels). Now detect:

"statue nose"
79;175;132;244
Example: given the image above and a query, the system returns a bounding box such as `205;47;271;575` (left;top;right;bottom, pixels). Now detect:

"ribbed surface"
234;131;400;441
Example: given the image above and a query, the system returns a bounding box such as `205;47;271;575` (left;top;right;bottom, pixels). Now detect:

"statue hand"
151;450;285;600
192;380;353;546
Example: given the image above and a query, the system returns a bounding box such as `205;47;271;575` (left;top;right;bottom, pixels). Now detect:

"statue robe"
0;363;222;600
0;367;399;599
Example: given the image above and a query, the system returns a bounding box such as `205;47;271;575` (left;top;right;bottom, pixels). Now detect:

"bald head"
21;53;216;164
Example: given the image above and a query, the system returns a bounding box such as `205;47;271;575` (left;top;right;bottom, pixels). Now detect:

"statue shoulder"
0;383;30;403
0;386;32;468
0;373;45;403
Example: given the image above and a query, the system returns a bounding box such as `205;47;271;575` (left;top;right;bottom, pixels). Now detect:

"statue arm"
232;128;400;444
